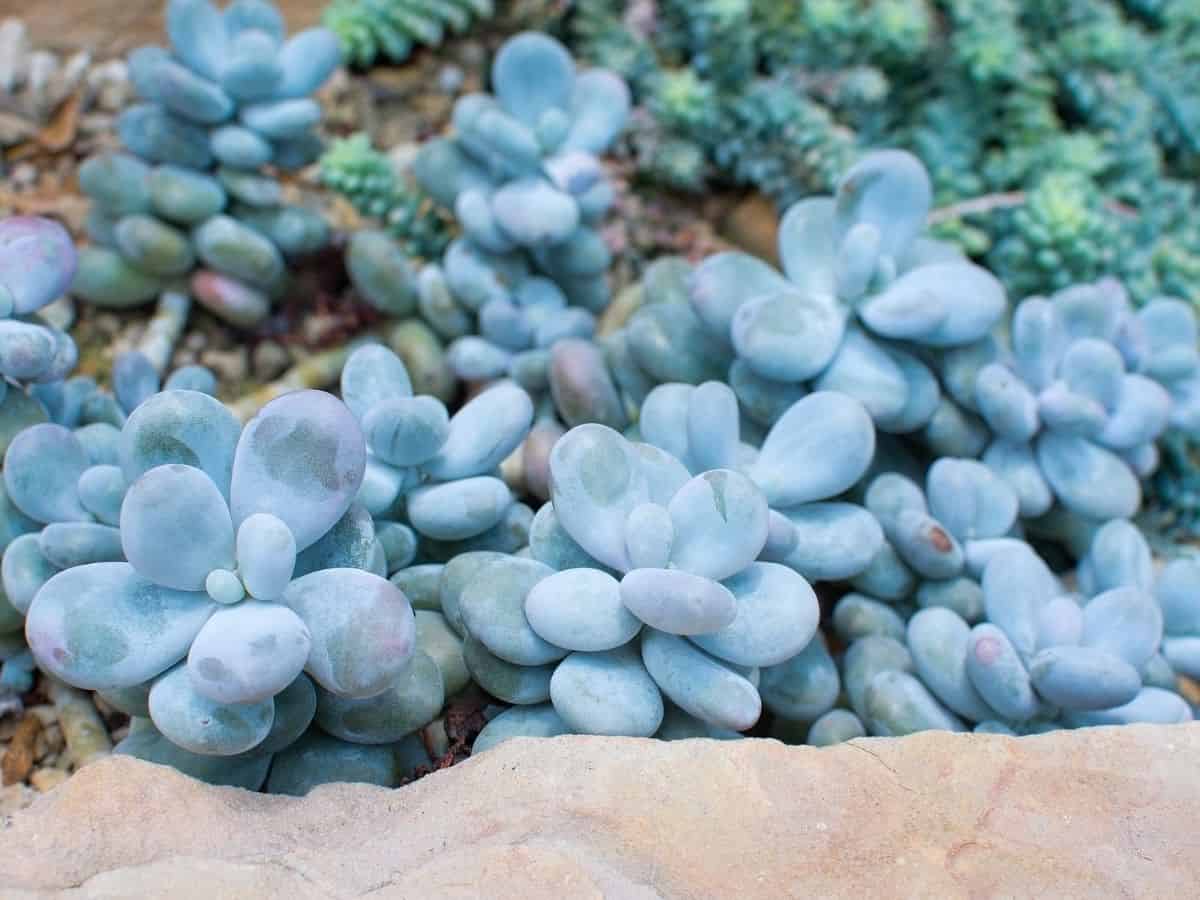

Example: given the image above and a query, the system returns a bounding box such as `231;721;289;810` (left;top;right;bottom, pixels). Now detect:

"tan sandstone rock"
1;725;1198;898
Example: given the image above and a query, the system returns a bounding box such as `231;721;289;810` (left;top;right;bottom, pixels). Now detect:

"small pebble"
30;767;68;792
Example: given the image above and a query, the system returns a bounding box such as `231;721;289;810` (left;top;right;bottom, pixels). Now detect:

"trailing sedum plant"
71;0;340;328
322;0;494;69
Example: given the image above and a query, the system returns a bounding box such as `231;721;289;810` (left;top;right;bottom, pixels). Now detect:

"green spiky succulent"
319;134;453;260
323;0;494;68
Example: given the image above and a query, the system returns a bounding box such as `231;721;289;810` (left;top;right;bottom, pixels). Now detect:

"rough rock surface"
2;726;1199;898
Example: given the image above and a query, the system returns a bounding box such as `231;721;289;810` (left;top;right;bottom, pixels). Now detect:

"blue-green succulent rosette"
408;31;632;387
24;388;418;759
461;422;822;745
687;149;1007;435
934;279;1200;525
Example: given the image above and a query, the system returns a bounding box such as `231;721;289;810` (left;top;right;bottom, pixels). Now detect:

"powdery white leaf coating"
1080;587;1163;668
759;635;841;721
149;664;273;756
462;635;553;705
1062;687;1193;728
4;424;91;524
0;217;77;314
472;703;570;754
964;623;1037;722
981;544;1061;658
1078;519;1153;597
688;251;791;343
26;562;215;690
1035;432;1141;520
1029;646;1142;711
423;381;533;481
563;68;630;154
835;593;904;643
491;179;579;247
861;262;1004;347
39;522;123;568
283;568;414;699
747;391;875;508
640;629;761;732
120;390;241;500
842;635;913;719
363;396;448;468
458;556;565;665
731;291;846;383
77;464;126;526
1098;375;1171;449
623;502;673;571
834;150;931;264
691;562;819;668
620;569;736;636
776;197;837;298
550;644;663;736
187;601;311;704
121;464;235;591
907;608;995;722
549;424;650;572
492;32;574;126
339;345;414;422
167;0;228;81
274;28;342;99
257;673;318;755
407;477;512;541
1035;596;1084;651
927;458;1019;543
524;567;641;652
814;328;908;422
292;503;375;577
236;513;296;601
2;533;58;616
863;669;965;736
779;502;883;582
666;470;768;581
230;390;365;551
1156;558;1200;636
314;650;444;744
982;439;1053;518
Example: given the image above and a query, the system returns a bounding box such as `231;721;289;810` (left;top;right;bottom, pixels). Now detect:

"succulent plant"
23;388;426;763
338;343;535;562
0;216;80;391
685;150;1006;434
71;0;339;328
448;422;823;743
322;0;493;69
397;32;630;388
932;278;1200;524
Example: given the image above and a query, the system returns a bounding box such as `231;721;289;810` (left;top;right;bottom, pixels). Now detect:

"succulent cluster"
385;32;631;388
14;385;451;792
322;0;494;69
70;0;340;328
570;0;1200;310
